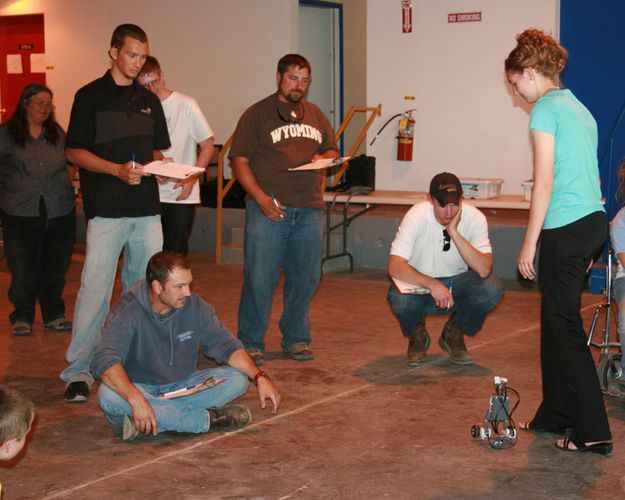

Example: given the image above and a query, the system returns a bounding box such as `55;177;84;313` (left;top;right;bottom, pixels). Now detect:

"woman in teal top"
505;29;612;455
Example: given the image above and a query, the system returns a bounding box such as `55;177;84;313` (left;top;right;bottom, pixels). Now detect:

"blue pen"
270;191;284;218
269;191;279;208
447;278;455;309
131;153;136;169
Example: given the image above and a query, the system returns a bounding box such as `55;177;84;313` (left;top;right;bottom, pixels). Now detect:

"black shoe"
64;381;90;403
208;404;252;432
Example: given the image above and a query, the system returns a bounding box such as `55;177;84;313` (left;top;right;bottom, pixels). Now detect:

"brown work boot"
438;314;473;365
407;320;431;366
208;404;252;432
122;415;140;441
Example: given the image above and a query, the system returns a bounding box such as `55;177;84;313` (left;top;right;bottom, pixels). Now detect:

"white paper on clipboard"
158;377;224;399
143;160;205;179
392;277;430;295
288;156;351;171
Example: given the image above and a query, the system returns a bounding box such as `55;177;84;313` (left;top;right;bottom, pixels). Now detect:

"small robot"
471;376;519;449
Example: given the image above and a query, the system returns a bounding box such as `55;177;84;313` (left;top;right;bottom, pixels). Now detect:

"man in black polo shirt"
60;24;170;403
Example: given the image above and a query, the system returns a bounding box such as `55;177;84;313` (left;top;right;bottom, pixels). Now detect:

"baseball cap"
429;172;463;207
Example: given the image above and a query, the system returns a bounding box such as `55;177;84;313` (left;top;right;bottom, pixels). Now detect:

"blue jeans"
97;367;249;434
387;270;504;336
613;276;625;371
60;216;163;385
238;199;323;351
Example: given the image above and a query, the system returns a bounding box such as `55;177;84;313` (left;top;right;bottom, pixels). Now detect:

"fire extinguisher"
369;109;417;162
397;110;416;161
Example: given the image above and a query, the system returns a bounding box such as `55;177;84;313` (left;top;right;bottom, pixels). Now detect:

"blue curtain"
560;0;625;220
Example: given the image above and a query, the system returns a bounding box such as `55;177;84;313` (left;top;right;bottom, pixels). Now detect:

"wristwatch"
253;370;270;385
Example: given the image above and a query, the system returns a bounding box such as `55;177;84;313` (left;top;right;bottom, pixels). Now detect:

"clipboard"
159;376;224;399
392;277;430;295
288;156;351;171
143;160;205;179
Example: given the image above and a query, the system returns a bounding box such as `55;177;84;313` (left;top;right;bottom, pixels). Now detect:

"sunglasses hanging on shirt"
442;229;451;252
276;102;305;124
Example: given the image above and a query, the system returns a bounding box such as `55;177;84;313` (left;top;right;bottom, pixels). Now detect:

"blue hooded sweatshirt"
90;279;244;385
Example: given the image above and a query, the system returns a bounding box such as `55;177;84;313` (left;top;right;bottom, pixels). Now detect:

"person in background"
506;28;612;456
229;54;339;365
387;172;503;366
138;56;215;255
60;24;169;403
90;251;279;441
0;83;76;336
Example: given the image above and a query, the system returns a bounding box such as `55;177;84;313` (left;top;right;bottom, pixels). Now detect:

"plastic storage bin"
521;180;533;202
460;178;504;199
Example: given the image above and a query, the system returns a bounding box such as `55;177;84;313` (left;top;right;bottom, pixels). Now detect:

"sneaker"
208;404;252;432
44;317;73;331
407;320;430;366
123;415;140;441
11;321;32;336
284;342;314;361
246;348;265;366
64;381;90;403
438;315;473;365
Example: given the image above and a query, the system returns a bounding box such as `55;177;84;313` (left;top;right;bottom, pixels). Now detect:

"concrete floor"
1;251;624;499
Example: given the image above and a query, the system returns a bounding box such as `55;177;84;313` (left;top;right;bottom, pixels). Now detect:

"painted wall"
0;0;299;146
341;0;368;156
300;0;368;157
0;0;562;196
366;0;558;194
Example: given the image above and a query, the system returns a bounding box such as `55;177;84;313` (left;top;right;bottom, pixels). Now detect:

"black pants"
1;203;76;325
161;202;195;256
530;211;611;445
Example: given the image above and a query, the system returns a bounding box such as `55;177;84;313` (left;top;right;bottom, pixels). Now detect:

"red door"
0;14;46;123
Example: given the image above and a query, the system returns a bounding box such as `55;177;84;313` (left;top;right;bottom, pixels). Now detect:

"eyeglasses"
30;100;54;109
277;103;305;124
442;229;451;252
141;77;161;90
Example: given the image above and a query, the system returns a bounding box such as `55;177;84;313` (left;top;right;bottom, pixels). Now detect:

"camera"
471;376;519;449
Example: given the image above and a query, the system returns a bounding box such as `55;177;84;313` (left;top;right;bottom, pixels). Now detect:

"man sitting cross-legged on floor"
90;251;280;440
387;172;504;366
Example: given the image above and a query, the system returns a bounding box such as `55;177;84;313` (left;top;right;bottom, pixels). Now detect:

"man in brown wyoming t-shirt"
229;54;339;366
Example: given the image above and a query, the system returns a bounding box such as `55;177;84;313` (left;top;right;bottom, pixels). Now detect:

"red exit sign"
448;12;482;23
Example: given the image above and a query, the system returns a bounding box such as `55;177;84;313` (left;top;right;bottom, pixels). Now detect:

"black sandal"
554;428;613;456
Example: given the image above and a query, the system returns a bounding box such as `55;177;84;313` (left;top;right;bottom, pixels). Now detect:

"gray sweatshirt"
90;279;243;385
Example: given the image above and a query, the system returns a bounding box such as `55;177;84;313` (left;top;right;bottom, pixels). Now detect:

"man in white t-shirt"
138;56;215;255
387;172;503;366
